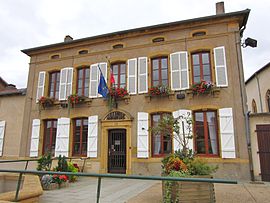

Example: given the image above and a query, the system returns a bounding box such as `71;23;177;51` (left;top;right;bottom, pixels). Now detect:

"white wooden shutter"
98;62;107;97
29;119;40;157
59;68;68;100
66;67;73;98
36;71;46;103
170;52;189;90
173;110;193;152
0;121;6;156
138;57;148;93
137;112;149;158
55;118;70;157
89;64;99;98
127;58;137;95
170;52;181;91
219;108;236;158
214;46;228;87
179;52;189;90
87;115;98;158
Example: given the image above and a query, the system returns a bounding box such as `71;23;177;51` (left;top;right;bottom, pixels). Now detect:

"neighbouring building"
20;3;251;179
0;77;26;158
246;62;270;181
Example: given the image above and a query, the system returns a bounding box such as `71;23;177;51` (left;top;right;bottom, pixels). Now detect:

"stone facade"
20;8;251;179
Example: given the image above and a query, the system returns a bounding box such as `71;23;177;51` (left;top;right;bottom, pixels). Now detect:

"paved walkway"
39;177;158;203
39;178;270;203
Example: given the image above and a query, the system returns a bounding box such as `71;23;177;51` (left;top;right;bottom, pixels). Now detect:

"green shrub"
54;155;68;172
37;153;52;171
188;158;218;175
67;162;79;182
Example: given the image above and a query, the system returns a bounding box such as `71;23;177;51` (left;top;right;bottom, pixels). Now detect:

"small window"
51;54;60;59
192;31;206;37
152;37;165;43
78;50;88;55
252;99;257;113
112;44;124;49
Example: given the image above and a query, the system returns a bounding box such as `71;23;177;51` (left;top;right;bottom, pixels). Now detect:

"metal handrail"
0;157;89;171
0;169;237;203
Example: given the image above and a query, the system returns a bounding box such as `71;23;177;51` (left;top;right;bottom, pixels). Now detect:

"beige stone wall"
19;15;250;179
249;113;270;181
246;65;270;113
0;95;25;157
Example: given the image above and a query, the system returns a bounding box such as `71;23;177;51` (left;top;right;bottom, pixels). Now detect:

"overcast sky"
0;0;269;88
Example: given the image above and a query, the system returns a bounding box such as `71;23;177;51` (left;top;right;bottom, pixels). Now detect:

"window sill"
145;92;174;102
186;87;220;99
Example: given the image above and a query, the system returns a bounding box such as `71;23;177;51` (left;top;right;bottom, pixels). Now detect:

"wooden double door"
108;129;126;174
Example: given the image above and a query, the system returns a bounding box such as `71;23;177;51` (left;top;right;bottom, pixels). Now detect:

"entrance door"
108;129;126;174
256;124;270;181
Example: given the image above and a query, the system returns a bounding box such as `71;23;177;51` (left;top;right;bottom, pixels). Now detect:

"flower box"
192;80;214;95
162;175;215;203
38;97;54;109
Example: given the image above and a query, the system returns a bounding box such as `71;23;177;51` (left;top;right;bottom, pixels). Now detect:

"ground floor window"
151;112;172;157
43;120;57;156
73;118;88;156
194;111;219;156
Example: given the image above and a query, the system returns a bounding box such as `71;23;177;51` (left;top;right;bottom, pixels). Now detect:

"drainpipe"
235;28;255;181
255;74;263;113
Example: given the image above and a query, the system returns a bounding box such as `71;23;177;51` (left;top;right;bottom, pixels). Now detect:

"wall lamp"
242;37;257;48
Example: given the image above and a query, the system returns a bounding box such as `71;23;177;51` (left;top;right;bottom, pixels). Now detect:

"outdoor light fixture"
242;37;257;48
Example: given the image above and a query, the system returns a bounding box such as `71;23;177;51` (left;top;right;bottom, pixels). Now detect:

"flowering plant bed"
68;94;86;105
149;85;171;96
192;80;214;95
38;96;54;108
109;87;129;99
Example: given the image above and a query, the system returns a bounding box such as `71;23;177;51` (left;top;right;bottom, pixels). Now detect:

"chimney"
64;35;73;42
216;2;225;14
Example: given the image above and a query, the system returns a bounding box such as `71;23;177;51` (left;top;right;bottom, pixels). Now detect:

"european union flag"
98;66;108;98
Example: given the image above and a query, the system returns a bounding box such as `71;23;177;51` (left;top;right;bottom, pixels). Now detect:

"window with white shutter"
87;115;98;157
138;57;148;93
36;72;46;103
170;53;181;91
173;110;193;152
214;46;228;87
29;119;40;157
0;121;6;156
219;108;236;158
137;112;149;158
59;67;73;100
89;64;99;98
55;118;70;157
179;52;189;89
127;58;137;95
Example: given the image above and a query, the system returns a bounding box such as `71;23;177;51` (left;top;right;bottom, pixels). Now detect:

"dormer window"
78;50;88;55
152;37;165;43
51;54;60;59
112;44;124;49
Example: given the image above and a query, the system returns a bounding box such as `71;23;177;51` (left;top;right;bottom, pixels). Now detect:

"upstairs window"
73;118;88;156
78;50;88;55
194;111;219;156
191;52;212;84
77;67;90;97
111;62;126;88
51;54;60;59
152;37;165;43
49;71;60;100
112;44;124;49
151;112;172;157
151;57;168;86
43;120;57;156
252;99;257;113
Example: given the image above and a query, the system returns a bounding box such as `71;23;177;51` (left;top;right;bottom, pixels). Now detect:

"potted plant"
68;94;86;107
52;174;68;188
38;96;54;109
108;87;129;108
149;85;171;97
151;113;217;203
192;80;214;95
